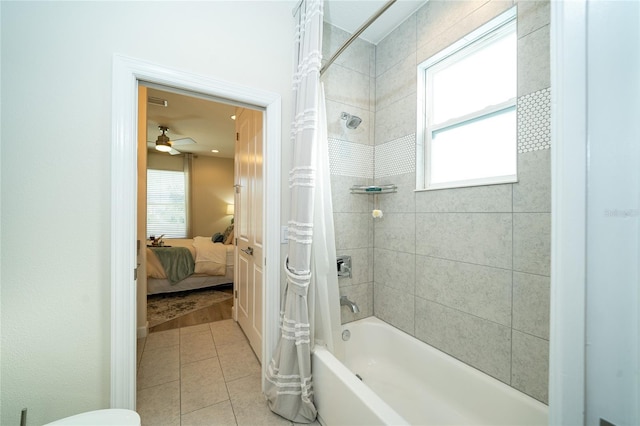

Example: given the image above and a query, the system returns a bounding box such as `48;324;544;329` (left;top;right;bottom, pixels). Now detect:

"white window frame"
416;7;517;191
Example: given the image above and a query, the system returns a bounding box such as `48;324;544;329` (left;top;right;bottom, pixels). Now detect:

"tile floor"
137;319;320;426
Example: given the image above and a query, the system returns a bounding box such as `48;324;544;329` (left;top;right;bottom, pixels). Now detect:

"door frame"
110;54;282;409
549;0;587;423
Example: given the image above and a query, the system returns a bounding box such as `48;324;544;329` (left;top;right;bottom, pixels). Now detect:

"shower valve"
337;255;352;278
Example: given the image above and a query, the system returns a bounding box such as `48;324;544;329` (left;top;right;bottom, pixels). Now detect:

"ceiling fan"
148;125;196;155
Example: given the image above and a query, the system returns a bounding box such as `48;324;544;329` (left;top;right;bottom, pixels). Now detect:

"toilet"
44;409;140;425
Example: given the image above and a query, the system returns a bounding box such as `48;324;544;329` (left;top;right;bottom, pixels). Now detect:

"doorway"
111;55;282;409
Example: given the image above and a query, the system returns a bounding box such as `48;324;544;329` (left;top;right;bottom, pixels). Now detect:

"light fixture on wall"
226;204;235;215
155;126;172;152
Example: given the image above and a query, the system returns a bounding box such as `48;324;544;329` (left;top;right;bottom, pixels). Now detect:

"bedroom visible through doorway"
137;83;266;345
111;55;282;409
138;85;242;334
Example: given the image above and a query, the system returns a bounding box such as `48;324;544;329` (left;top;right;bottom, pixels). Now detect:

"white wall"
191;155;235;238
585;1;640;424
0;2;294;424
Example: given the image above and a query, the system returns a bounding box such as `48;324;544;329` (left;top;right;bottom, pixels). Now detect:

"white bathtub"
312;317;548;425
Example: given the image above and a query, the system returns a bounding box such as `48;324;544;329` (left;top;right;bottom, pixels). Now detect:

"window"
147;169;187;238
417;8;517;190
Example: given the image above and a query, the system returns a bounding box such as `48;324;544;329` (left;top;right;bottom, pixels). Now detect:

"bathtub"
312;317;548;425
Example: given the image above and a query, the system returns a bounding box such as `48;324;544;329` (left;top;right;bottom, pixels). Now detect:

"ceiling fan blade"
171;137;197;146
169;147;181;155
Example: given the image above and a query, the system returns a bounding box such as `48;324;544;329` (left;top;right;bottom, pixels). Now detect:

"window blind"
147;169;187;238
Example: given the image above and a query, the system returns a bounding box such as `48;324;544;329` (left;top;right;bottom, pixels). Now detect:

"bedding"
150;247;195;284
192;236;226;275
146;236;235;294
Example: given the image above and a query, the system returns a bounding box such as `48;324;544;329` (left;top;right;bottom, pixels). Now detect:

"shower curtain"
264;0;333;422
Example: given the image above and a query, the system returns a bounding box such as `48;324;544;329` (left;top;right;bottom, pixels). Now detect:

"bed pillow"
224;228;234;245
193;236;226;275
222;224;234;242
211;232;224;243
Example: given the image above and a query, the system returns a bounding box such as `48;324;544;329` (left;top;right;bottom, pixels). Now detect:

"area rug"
147;287;233;327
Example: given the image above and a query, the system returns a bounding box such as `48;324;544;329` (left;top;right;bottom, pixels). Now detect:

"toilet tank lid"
45;409;140;426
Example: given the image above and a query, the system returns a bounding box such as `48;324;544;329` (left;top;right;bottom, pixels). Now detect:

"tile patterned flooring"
137;319;319;425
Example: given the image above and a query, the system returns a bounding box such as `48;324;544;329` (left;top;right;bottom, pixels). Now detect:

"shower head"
341;112;362;129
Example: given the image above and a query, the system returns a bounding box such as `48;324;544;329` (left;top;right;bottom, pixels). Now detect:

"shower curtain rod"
292;0;398;75
320;0;397;76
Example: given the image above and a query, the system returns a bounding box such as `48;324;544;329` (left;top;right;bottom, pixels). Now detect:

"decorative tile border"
375;134;416;179
518;88;551;153
328;138;373;178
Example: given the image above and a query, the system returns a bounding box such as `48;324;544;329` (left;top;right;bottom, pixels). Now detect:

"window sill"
415;175;517;192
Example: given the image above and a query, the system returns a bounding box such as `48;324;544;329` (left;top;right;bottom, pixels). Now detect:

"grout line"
510;178;515;386
414;295;511;329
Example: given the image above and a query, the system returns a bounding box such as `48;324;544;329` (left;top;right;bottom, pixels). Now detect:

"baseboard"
137;321;149;338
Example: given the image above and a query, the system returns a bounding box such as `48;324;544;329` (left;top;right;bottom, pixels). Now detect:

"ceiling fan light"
155;126;173;152
155;143;172;152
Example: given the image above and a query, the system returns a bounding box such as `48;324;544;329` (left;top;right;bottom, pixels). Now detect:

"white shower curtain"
264;0;328;422
311;85;344;361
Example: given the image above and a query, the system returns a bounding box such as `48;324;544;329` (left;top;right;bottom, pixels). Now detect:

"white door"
235;107;264;361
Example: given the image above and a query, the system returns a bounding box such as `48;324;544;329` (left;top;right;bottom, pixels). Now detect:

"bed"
146;236;234;295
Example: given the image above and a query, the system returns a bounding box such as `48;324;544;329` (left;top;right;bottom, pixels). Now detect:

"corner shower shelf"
350;184;397;194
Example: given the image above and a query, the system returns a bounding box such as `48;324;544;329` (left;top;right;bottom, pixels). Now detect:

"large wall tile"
513;213;550;275
374;93;417;144
511;331;549;403
415;298;512;383
415;256;512;326
513;272;550;339
376;14;417;77
376;172;416;214
340;282;373;324
334;212;371;250
325;99;372;145
513;149;551;213
330;175;373;213
323;23;374;76
376;54;416;111
323;63;371;111
374;283;415;335
517;25;550;96
373;212;416;253
416;213;513;269
374;248;416;294
337;247;372;286
416;0;488;49
417;0;513;64
516;0;550;39
415;184;512;213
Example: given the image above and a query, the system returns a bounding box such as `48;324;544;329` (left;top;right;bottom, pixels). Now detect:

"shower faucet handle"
337;255;352;278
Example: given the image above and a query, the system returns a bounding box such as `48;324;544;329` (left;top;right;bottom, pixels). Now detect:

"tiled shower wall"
373;0;550;404
322;23;377;324
324;0;550;405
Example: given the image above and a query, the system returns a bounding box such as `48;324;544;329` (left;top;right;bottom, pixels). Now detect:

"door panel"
235;107;264;362
237;254;250;319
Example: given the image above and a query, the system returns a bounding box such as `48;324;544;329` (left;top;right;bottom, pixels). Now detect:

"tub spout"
340;295;360;313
